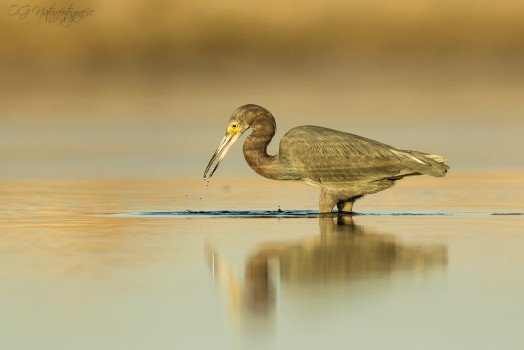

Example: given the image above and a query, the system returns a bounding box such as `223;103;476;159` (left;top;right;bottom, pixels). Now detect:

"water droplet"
277;206;282;213
205;184;209;188
199;197;202;201
184;194;188;199
207;179;210;183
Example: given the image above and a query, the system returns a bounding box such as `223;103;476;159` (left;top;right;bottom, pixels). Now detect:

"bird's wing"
278;126;413;183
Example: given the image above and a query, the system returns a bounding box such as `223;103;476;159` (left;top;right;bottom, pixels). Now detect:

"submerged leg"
336;200;354;213
319;190;336;213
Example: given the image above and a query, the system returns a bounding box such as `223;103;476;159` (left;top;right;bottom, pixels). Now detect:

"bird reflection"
205;215;447;323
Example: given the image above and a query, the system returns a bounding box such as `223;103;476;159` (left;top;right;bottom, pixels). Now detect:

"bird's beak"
203;131;242;180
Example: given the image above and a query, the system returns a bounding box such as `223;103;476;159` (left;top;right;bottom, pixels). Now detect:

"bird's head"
203;104;274;180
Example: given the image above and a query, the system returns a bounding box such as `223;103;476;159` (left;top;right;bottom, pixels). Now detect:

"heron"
204;104;449;213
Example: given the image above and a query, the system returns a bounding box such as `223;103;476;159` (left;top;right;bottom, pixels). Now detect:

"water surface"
0;170;523;349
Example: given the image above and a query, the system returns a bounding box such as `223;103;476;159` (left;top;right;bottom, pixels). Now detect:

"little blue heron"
204;104;449;213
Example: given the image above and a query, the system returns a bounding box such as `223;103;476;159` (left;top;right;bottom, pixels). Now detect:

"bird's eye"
232;124;238;129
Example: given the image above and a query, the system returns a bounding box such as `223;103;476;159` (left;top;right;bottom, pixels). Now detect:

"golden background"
2;0;523;179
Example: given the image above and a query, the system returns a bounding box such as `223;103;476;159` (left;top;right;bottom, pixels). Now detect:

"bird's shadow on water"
204;214;448;331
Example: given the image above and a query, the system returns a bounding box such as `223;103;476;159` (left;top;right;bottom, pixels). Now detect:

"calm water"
1;170;523;350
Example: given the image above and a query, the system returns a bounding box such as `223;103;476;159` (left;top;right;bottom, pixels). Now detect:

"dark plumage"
204;104;449;213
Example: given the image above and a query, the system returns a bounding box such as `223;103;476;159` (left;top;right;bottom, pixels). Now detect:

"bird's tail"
405;151;450;176
391;149;449;177
423;153;448;165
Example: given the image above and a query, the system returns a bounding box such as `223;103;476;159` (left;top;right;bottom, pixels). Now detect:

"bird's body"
204;104;449;213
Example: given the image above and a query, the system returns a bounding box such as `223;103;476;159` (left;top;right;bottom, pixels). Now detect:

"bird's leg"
319;190;336;213
336;200;354;213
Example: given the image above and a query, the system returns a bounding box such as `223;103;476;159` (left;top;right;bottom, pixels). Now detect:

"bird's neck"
243;123;279;180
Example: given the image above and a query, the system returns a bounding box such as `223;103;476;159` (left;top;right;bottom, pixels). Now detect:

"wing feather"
278;126;406;183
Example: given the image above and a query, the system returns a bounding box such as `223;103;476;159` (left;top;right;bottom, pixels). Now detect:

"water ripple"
106;210;523;218
131;209;320;218
491;212;524;216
